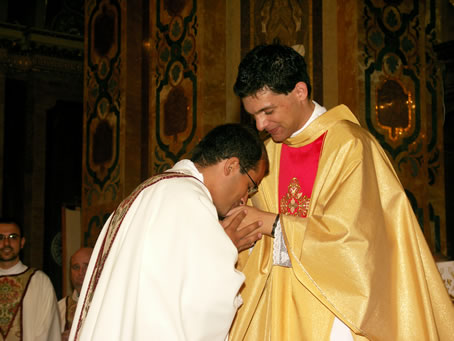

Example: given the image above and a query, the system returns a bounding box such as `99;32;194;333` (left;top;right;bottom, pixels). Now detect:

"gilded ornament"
280;177;311;217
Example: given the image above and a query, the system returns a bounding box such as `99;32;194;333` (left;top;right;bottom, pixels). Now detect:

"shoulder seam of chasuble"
0;268;37;339
73;172;200;339
284;104;359;147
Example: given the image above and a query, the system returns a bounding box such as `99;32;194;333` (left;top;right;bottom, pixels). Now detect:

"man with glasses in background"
0;218;61;341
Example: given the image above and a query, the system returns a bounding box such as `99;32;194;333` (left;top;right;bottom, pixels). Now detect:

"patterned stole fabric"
74;172;198;340
65;295;78;331
279;133;326;217
0;268;37;341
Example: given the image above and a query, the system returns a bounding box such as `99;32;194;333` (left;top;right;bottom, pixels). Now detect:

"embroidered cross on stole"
279;133;326;217
0;268;37;341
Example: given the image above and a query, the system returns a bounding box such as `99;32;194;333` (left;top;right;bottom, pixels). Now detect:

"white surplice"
69;160;245;341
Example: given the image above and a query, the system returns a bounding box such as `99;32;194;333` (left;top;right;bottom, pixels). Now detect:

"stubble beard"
0;247;19;263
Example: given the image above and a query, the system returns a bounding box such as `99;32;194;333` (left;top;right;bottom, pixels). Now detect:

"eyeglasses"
0;233;20;241
239;163;259;196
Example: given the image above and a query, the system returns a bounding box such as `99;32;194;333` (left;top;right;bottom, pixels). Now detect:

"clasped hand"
220;206;263;252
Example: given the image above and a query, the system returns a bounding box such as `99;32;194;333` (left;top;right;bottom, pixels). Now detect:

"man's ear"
20;237;26;250
294;81;308;100
224;157;240;176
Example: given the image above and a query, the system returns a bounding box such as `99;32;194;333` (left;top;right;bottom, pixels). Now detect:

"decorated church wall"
81;0;449;257
81;0;239;245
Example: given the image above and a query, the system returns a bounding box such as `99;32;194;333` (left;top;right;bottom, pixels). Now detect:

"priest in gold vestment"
228;44;454;341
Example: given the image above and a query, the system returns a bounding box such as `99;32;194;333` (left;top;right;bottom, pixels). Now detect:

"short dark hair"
191;123;268;173
0;217;22;236
234;44;312;98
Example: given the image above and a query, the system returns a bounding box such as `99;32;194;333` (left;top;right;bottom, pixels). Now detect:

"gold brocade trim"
280;177;311;217
74;172;200;340
65;295;78;331
0;268;37;340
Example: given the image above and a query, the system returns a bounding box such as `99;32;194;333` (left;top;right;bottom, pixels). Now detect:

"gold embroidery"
65;294;78;330
280;177;311;217
0;268;36;340
75;172;199;339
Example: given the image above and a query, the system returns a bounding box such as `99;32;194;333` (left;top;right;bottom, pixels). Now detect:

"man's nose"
255;115;267;131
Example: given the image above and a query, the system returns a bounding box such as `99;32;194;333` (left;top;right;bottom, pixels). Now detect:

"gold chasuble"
229;105;454;341
0;268;37;341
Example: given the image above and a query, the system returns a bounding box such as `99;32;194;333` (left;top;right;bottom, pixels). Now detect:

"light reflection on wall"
375;78;414;142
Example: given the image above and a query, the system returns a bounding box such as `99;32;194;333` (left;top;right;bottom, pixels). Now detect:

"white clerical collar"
72;288;80;301
291;100;327;137
0;260;27;276
168;159;204;184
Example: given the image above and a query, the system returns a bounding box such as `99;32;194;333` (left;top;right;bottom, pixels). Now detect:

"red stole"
278;133;326;217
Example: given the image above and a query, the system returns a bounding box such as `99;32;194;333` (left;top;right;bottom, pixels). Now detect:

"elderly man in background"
59;247;93;341
0;218;61;341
